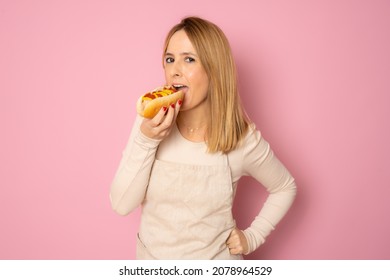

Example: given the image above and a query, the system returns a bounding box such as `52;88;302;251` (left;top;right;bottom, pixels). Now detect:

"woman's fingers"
159;104;176;130
140;100;182;140
226;228;249;255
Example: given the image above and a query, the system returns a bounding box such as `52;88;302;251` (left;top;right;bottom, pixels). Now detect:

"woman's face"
164;30;209;112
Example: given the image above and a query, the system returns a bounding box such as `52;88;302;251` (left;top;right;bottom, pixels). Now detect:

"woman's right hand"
140;100;182;140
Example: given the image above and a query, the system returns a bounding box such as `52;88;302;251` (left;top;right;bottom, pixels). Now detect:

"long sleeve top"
110;116;297;254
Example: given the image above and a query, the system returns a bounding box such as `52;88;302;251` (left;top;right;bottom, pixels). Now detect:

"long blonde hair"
163;17;250;153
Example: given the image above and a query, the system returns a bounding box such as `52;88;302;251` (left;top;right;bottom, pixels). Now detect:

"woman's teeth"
173;85;186;90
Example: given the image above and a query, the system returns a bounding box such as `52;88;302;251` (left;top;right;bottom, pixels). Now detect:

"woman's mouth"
173;84;188;93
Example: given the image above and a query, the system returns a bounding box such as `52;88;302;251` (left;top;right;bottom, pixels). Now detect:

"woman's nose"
171;62;182;77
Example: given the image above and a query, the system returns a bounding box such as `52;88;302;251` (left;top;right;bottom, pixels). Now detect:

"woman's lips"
173;85;188;94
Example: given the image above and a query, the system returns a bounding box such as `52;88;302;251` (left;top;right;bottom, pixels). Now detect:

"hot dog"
136;85;184;118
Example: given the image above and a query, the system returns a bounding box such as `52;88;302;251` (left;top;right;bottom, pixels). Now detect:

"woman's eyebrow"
181;52;198;57
165;51;198;57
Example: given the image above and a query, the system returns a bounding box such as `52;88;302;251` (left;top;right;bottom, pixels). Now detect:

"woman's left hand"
226;227;249;255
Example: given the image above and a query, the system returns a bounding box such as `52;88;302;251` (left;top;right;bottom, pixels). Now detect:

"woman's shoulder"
226;122;264;178
242;122;262;146
228;122;263;157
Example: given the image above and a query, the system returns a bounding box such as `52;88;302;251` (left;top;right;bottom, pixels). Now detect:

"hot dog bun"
136;85;184;118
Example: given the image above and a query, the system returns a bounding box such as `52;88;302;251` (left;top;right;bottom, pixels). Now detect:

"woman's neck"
176;105;209;142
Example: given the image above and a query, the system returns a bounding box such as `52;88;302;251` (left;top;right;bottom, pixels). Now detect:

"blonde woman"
110;17;297;260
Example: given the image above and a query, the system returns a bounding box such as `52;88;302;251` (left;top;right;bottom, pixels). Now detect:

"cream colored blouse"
110;116;297;255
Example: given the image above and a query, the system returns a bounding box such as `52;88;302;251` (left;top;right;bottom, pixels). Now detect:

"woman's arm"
110;103;182;216
109;115;160;215
241;127;297;254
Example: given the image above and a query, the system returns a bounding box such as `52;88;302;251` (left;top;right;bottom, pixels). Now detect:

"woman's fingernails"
171;103;175;109
178;99;182;106
163;106;168;112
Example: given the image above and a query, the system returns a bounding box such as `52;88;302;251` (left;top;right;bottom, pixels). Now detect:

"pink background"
1;0;389;259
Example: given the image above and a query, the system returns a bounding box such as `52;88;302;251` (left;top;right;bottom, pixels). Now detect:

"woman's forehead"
166;30;197;54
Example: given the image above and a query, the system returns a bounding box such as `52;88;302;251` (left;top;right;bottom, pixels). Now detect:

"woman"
110;16;297;260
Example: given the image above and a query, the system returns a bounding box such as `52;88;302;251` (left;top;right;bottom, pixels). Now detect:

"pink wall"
1;0;389;259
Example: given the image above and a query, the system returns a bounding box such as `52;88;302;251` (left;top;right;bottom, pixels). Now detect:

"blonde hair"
163;17;250;153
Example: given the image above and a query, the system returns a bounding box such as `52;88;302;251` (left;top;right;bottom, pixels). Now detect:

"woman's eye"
185;57;195;63
165;57;174;63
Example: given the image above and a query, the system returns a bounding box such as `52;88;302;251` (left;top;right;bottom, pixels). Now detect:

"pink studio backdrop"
1;0;389;260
